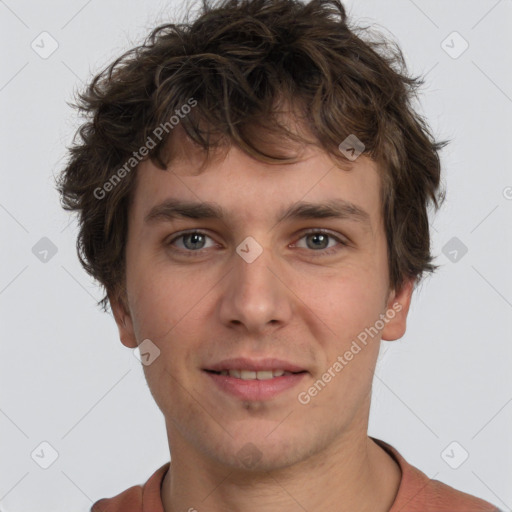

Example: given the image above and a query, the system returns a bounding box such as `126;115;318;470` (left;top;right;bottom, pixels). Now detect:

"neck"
161;433;401;512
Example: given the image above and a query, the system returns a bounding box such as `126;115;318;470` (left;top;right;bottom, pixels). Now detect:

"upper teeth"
219;369;292;379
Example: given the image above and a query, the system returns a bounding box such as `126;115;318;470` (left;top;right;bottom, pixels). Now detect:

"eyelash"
166;229;349;258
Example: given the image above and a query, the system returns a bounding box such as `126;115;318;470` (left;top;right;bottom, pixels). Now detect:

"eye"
167;231;217;253
291;229;348;256
165;228;348;257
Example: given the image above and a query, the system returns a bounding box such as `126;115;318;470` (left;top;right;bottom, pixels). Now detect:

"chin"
207;434;309;473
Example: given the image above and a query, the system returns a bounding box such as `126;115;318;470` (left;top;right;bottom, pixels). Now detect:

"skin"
110;123;414;512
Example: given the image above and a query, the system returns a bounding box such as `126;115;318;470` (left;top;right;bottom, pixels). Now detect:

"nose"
217;240;294;335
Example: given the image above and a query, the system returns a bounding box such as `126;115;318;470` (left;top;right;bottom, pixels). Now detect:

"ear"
381;278;415;341
108;290;138;349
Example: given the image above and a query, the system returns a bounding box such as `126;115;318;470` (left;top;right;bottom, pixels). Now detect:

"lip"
204;370;307;401
204;357;307;373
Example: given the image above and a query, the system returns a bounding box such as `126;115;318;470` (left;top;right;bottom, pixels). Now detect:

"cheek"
298;264;388;340
127;260;210;349
125;242;229;384
126;260;178;342
297;272;388;405
126;267;206;404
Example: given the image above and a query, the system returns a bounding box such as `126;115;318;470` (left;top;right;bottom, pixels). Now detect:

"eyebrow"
144;198;371;227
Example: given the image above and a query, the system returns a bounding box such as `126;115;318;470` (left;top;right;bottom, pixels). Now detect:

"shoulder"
90;462;170;512
419;477;501;511
91;485;142;512
371;437;500;512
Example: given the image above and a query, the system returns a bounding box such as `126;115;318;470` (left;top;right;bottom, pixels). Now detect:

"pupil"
186;233;204;250
308;233;328;249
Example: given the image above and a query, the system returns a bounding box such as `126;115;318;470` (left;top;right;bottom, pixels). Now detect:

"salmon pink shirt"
90;438;500;512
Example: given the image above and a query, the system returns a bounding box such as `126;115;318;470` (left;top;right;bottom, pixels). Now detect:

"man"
57;0;500;510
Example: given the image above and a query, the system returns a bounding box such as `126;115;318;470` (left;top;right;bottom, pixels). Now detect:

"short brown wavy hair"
57;0;449;312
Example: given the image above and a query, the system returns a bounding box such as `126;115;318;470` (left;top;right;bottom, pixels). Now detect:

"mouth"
202;368;308;401
204;368;306;380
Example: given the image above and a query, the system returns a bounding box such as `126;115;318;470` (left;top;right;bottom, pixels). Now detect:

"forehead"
129;127;383;230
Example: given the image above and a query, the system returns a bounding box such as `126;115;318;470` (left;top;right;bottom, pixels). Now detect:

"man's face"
111;128;412;471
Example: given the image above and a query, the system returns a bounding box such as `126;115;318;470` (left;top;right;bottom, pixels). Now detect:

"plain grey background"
1;0;511;510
